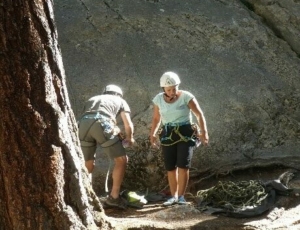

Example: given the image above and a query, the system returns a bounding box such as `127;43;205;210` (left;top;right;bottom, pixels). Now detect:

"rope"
160;123;197;146
122;137;167;192
196;180;268;210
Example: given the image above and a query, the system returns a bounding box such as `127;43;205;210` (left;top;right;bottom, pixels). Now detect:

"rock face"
53;0;300;193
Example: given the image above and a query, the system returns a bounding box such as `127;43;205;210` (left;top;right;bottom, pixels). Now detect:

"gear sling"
158;121;201;147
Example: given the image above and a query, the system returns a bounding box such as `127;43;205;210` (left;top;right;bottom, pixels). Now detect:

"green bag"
121;190;148;209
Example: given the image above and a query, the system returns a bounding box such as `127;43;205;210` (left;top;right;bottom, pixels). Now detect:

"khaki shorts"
78;119;126;161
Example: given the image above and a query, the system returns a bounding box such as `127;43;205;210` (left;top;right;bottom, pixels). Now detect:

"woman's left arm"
188;98;209;145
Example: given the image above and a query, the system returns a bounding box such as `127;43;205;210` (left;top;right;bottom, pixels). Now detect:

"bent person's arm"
120;111;135;144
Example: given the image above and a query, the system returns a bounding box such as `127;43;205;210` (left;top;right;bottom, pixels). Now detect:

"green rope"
160;125;196;146
196;180;268;210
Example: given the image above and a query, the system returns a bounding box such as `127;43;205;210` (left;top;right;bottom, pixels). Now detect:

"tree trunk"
0;1;111;229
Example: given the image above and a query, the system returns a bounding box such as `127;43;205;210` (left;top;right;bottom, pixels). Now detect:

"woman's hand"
198;132;209;146
150;135;160;149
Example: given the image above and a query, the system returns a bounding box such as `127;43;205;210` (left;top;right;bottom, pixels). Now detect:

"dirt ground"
101;167;300;230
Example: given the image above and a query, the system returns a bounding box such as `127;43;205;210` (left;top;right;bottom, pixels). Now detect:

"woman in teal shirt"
150;72;209;205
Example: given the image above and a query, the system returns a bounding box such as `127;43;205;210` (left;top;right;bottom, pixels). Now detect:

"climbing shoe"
163;197;177;206
105;196;127;210
177;196;187;205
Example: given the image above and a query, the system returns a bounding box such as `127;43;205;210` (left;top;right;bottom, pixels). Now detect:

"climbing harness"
159;121;200;146
79;112;120;148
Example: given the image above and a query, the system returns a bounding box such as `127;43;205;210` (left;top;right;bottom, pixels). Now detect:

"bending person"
78;84;135;209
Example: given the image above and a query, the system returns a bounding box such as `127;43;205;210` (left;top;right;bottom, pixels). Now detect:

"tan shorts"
78;119;126;161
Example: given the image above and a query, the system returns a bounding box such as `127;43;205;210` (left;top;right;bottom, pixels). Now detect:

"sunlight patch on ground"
245;206;300;229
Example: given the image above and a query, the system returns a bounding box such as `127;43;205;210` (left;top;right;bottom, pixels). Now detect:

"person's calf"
85;160;95;173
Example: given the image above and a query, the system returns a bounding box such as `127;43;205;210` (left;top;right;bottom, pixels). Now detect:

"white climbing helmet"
160;72;181;87
103;84;123;97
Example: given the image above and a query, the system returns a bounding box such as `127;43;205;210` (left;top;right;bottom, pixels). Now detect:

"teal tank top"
152;90;194;125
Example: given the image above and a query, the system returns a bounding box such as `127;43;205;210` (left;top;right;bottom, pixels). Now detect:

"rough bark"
0;1;111;229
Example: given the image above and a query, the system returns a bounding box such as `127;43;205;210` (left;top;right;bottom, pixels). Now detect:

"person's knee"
166;166;176;171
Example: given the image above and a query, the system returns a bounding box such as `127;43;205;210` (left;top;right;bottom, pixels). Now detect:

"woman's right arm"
150;104;161;147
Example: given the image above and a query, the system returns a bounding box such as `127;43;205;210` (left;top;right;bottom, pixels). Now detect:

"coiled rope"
196;180;268;210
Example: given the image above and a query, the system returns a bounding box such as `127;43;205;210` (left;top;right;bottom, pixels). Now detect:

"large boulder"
54;0;300;193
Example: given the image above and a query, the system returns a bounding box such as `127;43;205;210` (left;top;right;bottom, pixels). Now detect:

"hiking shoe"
105;196;127;210
163;197;177;206
177;196;187;205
